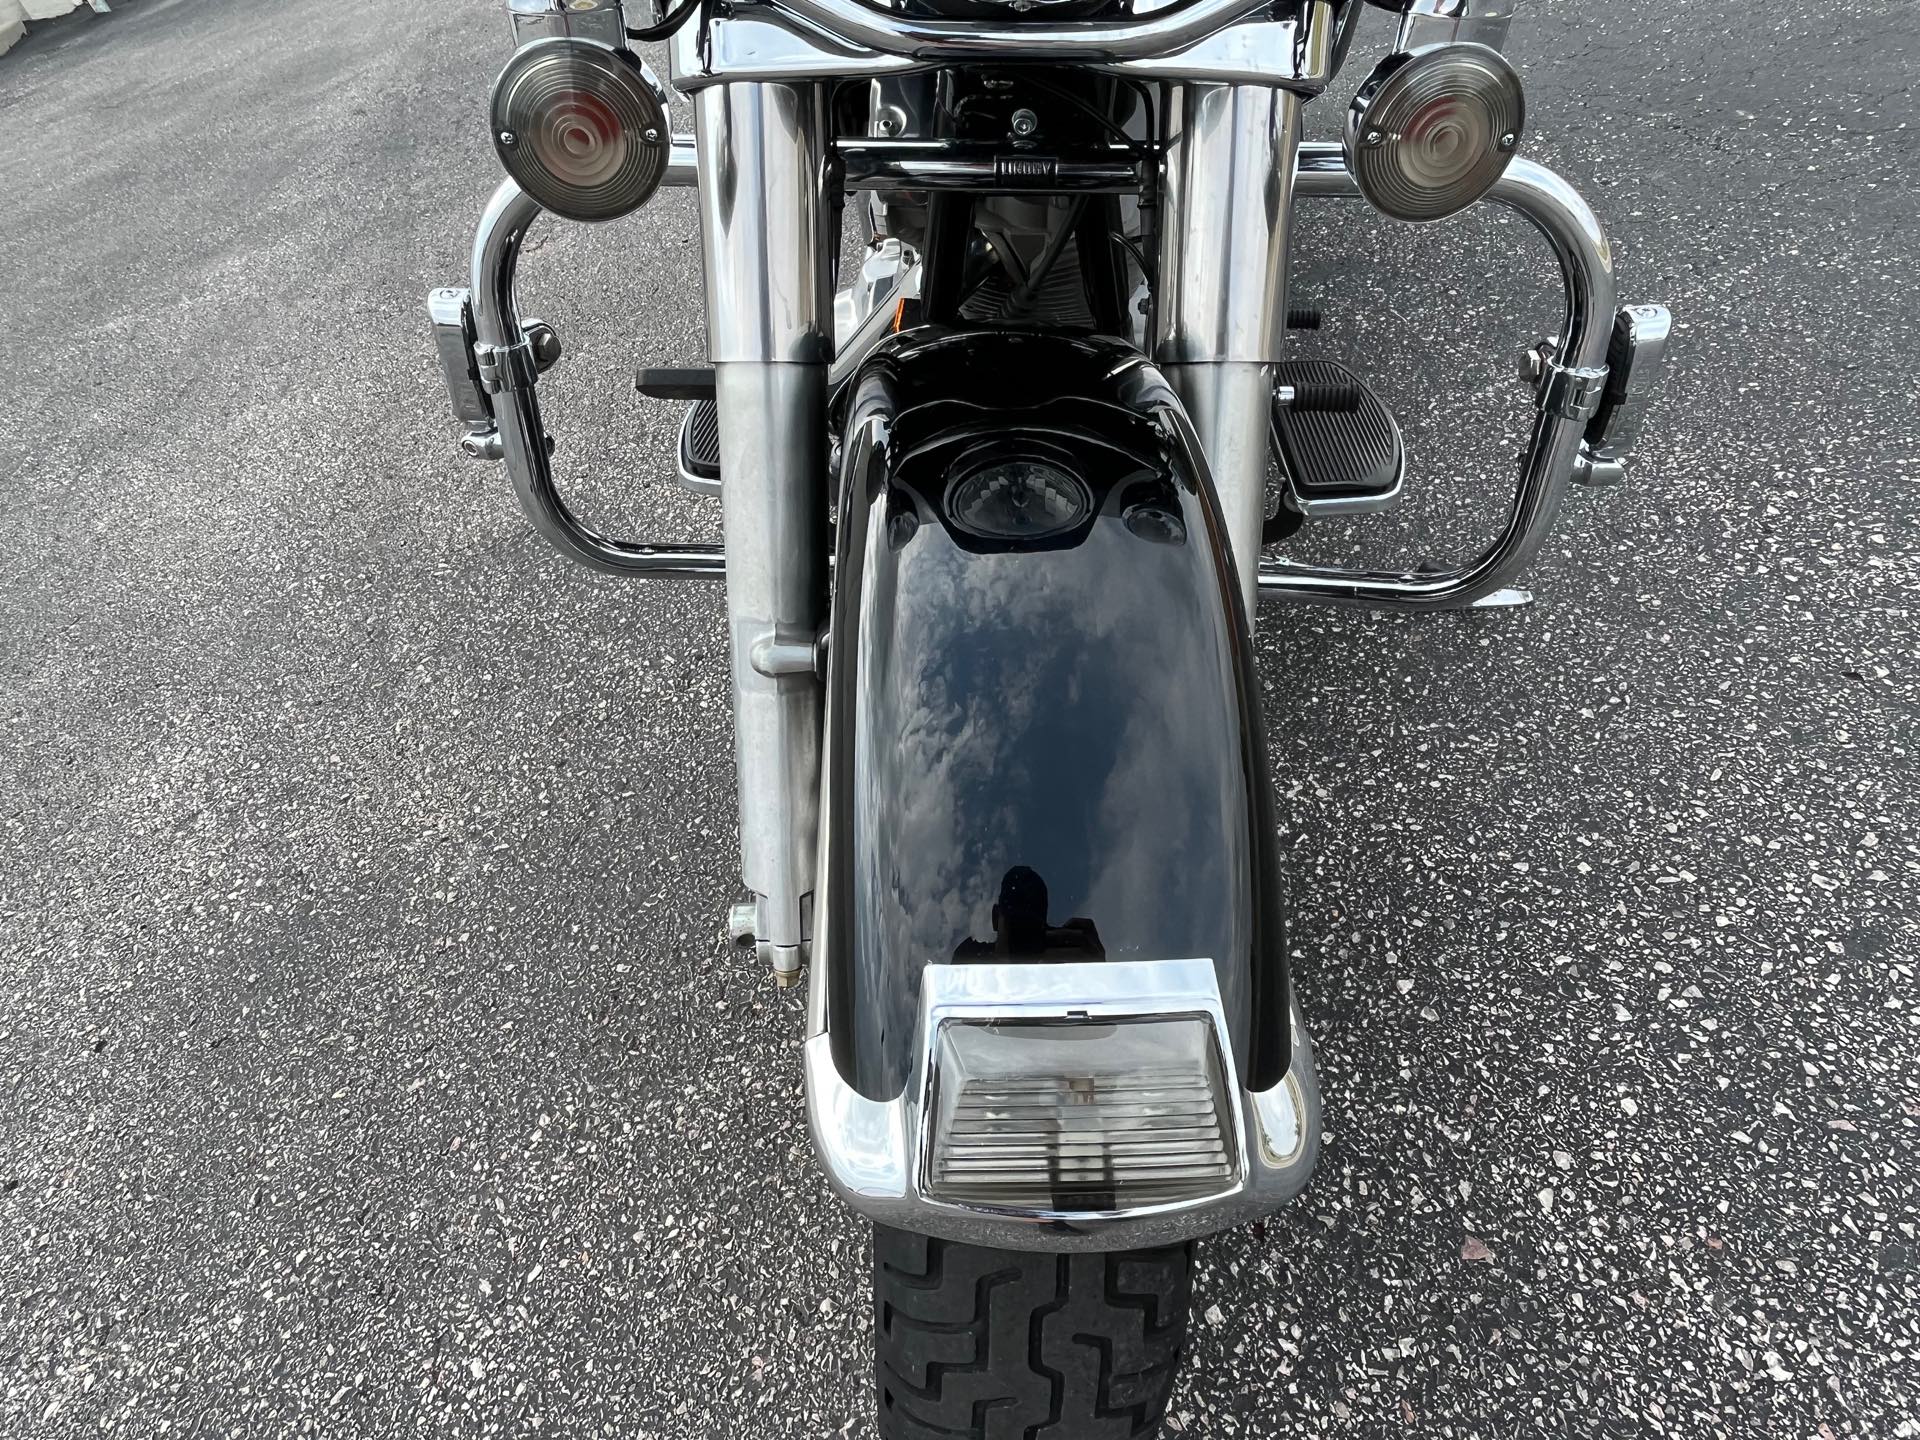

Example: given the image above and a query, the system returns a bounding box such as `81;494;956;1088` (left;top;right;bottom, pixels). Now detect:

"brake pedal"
1269;360;1404;518
676;399;721;497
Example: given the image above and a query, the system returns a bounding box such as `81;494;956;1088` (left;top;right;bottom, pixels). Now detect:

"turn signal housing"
1345;43;1526;223
490;38;671;223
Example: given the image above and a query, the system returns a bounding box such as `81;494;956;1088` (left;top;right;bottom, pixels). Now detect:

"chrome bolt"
1010;107;1040;139
458;430;502;462
642;127;660;144
499;129;517;146
1498;132;1519;152
1518;338;1557;387
1364;129;1386;147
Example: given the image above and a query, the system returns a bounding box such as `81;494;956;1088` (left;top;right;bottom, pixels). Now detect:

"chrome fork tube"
1154;83;1304;621
695;81;835;979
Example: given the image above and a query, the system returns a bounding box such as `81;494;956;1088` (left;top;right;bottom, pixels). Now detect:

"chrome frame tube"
695;80;835;968
499;129;1613;623
1155;82;1305;619
1259;142;1617;609
468;180;725;579
839;140;1149;193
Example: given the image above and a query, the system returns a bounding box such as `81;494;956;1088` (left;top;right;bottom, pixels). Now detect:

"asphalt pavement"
2;0;1917;1436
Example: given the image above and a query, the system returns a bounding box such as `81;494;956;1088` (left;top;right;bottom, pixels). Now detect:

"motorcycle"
429;0;1669;1432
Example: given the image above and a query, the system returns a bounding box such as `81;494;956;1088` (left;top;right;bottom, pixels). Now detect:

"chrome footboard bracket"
428;286;495;447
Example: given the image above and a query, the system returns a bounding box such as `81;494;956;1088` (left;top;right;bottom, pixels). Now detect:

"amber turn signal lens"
1345;42;1526;224
490;38;670;223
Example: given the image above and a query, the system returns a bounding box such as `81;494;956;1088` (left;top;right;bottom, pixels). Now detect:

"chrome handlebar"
765;0;1286;62
667;0;1339;91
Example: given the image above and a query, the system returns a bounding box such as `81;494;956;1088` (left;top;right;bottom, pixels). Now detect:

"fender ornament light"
490;38;671;223
1344;42;1526;223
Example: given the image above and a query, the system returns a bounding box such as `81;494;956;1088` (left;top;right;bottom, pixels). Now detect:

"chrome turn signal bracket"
507;0;627;51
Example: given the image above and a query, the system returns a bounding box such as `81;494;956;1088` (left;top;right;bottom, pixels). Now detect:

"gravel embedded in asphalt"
1;0;1917;1436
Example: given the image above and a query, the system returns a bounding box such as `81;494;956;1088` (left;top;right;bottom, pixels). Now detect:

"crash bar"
473;142;1615;603
1258;142;1618;609
470;181;724;579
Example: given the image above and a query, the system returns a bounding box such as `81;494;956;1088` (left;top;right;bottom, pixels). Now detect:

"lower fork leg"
1162;361;1273;618
716;362;826;983
695;79;835;983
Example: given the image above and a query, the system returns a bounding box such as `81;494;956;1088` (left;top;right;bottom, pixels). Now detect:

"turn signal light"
1345;43;1526;223
490;38;671;223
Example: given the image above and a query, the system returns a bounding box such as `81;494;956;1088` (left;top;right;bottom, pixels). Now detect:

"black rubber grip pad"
1269;359;1403;504
679;399;721;480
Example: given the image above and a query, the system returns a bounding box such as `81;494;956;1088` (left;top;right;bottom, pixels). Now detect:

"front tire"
872;1225;1193;1440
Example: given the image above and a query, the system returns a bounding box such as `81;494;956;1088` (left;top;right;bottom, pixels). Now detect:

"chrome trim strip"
467;180;726;579
1258;144;1618;609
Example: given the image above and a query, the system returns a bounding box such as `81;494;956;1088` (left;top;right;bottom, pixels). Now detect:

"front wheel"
872;1225;1193;1440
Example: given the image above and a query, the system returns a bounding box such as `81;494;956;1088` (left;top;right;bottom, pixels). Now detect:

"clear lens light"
491;39;670;223
1347;43;1526;223
925;1016;1237;1210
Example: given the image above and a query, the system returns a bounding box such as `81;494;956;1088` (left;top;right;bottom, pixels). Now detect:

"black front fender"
820;330;1290;1102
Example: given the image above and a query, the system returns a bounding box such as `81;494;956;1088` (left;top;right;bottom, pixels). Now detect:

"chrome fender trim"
804;956;1323;1252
